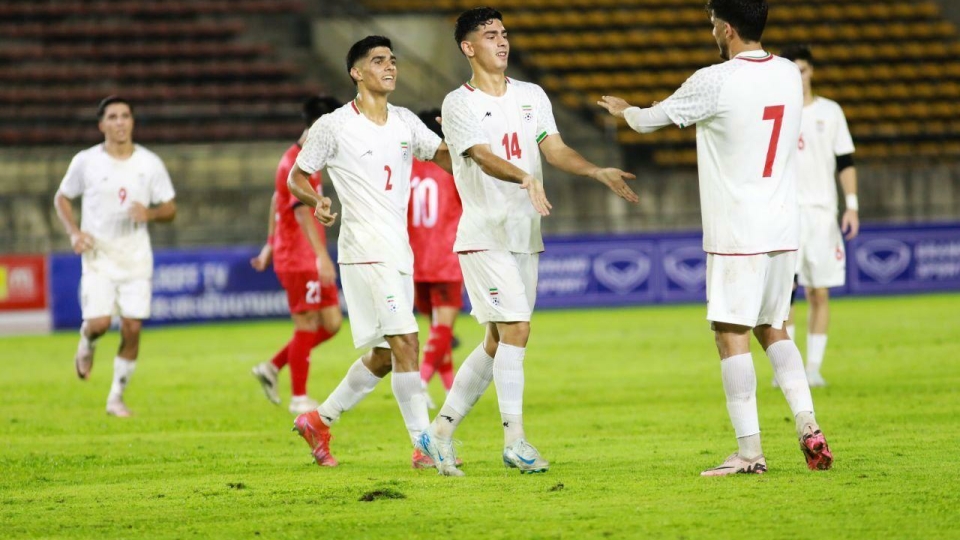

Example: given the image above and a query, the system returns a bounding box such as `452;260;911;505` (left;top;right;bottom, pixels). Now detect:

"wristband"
845;194;859;212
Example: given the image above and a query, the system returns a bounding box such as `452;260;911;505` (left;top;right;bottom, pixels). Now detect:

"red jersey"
273;143;327;273
407;159;463;282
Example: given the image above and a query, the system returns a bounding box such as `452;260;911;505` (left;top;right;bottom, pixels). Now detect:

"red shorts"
414;281;464;315
276;271;339;313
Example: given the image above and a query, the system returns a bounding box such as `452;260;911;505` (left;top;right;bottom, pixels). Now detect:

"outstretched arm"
539;134;639;203
598;96;673;134
466;144;552;216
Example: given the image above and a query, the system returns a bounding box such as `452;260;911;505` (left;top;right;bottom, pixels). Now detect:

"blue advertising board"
48;223;959;329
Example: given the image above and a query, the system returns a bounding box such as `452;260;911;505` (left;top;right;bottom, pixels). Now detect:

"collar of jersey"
463;77;512;93
734;50;771;61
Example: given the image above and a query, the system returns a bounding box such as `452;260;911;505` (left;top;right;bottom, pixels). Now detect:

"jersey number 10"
410;177;439;228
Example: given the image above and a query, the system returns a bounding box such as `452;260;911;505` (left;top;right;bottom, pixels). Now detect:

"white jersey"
796;97;855;210
660;50;803;255
296;100;441;274
441;78;559;254
58;144;175;281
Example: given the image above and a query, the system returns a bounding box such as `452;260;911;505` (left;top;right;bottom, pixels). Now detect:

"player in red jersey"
407;110;464;405
250;96;343;414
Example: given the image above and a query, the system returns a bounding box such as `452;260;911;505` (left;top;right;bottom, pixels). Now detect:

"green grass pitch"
2;294;958;539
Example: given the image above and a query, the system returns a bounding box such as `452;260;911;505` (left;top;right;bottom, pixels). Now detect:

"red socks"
289;330;315;396
270;344;289;370
421;324;454;388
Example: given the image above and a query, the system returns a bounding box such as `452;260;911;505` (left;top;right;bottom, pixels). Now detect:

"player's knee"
808;288;829;306
120;318;142;339
499;322;530;347
367;347;394;377
322;312;342;335
85;317;111;337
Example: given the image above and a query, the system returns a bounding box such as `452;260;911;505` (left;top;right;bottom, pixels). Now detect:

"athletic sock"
423;324;452;374
270;342;289;370
434;344;494;439
315;358;381;426
392;371;430;444
107;356;136;402
420;354;437;385
493;342;526;446
721;353;761;457
437;350;455;392
766;340;817;435
313;328;335;347
288;330;314;397
806;333;828;374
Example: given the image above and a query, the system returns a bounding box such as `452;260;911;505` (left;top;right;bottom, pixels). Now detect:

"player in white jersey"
287;36;455;469
780;44;859;387
599;0;833;476
419;7;639;477
54;96;177;417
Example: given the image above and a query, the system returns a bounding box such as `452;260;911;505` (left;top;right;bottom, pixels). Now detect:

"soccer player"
54;96;176;417
408;109;464;405
286;36;453;468
598;0;833;475
250;95;344;414
419;7;640;477
780;44;859;387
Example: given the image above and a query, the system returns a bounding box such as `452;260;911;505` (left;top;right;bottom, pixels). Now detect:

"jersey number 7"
762;105;785;178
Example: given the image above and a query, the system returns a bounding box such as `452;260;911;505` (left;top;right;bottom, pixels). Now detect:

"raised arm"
538;134;639;203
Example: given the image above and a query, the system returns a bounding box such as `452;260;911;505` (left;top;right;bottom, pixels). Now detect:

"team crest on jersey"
521;105;533;122
400;141;410;161
386;295;398;313
489;287;500;306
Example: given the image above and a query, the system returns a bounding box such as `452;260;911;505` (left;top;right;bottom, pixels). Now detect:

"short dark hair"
780;44;814;65
302;95;341;127
706;0;768;43
345;35;392;85
97;95;132;120
417;109;442;138
454;7;503;51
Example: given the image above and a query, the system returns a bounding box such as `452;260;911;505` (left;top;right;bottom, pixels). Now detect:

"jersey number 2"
384;165;393;191
762;105;785;178
501;132;522;160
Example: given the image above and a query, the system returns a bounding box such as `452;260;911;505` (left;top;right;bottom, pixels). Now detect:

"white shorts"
80;272;152;320
459;250;538;324
797;207;846;289
339;263;417;350
705;251;796;329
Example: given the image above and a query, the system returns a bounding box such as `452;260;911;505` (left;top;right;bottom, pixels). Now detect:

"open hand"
597;96;633;118
594;168;639;203
521;175;552;216
314;197;338;227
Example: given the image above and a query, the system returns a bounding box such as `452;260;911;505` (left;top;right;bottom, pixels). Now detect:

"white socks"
392;371;429;444
766;340;816;433
493;342;526;446
806;333;828;374
434;344;494;439
107;356;135;402
316;358;381;426
720;353;760;442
